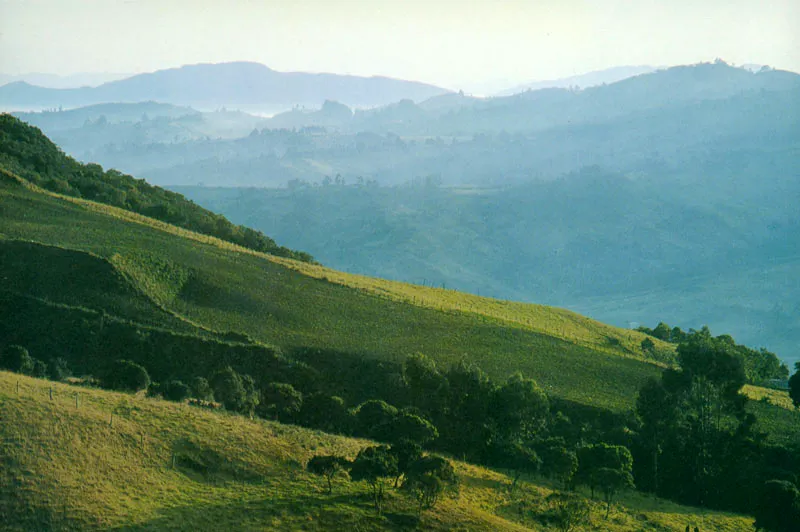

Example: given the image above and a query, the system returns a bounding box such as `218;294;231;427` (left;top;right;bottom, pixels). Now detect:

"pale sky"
1;0;798;93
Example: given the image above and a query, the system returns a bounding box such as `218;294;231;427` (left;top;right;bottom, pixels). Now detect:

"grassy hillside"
0;172;673;414
0;371;755;531
3;167;798;451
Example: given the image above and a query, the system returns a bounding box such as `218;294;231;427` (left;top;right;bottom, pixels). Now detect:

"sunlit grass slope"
0;371;754;531
0;175;667;412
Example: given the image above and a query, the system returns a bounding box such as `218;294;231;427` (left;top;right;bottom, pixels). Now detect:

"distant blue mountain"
0;62;449;110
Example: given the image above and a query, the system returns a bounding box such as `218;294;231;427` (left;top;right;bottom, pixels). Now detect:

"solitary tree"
641;337;656;356
595;467;634;518
575;443;633;500
541;445;578;489
546;492;591;532
487;441;541;494
349;446;398;514
389;439;423;488
402;455;458;513
402;353;448;414
31;359;48;378
307;455;350;494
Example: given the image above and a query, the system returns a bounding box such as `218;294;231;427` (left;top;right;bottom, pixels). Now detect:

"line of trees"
635;328;800;519
638;323;789;384
4;314;798;527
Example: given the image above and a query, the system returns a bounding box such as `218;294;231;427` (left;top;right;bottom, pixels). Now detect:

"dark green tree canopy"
753;480;800;532
210;367;246;411
103;359;151;392
164;380;191;402
349;445;399;514
402;455;458;511
47;357;72;382
0;344;34;374
355;399;398;438
490;372;548;439
789;362;800;409
307;454;350;494
298;393;348;433
374;412;438;446
190;376;214;401
259;382;303;422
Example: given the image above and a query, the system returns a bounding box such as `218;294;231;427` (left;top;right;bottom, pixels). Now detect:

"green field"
0;371;755;531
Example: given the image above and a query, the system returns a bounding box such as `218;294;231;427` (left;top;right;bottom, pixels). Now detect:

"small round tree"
164;380;191;402
298;393;348;433
210;366;246;411
389;439;423;488
546;492;590;532
259;382;303;422
402;455;458;513
349;445;398;514
307;455;350;494
355;399;398;438
374;412;438;446
190;376;213;401
104;359;151;392
595;467;634;518
541;446;578;490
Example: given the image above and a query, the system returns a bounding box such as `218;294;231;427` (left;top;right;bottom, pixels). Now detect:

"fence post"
75;393;79;408
49;387;53;401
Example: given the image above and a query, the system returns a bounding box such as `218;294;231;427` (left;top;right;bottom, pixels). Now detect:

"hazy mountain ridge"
0;61;450;111
496;65;658;95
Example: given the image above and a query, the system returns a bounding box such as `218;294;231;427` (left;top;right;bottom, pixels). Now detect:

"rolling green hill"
1;167;667;414
0;370;755;531
3;160;798;449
